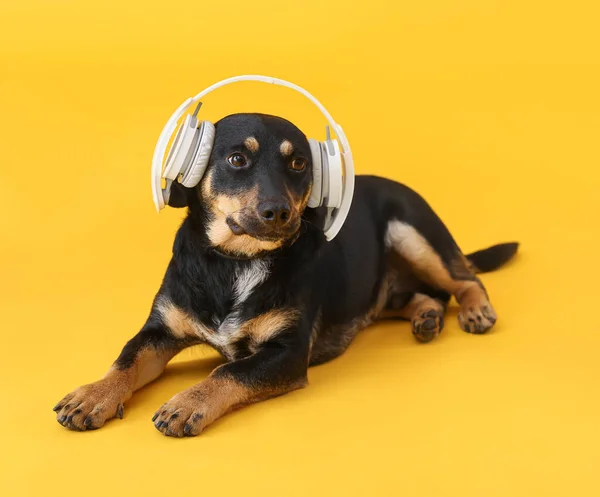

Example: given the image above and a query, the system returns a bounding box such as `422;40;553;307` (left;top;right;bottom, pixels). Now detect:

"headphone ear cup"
162;115;198;181
180;121;215;188
307;138;323;208
322;139;343;208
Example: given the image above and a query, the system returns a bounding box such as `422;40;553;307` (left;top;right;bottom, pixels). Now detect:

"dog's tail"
465;242;519;274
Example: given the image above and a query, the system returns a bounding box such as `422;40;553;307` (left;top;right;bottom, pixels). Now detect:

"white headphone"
151;75;355;241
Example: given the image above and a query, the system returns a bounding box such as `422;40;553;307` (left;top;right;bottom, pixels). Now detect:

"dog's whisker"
301;218;321;230
228;206;253;217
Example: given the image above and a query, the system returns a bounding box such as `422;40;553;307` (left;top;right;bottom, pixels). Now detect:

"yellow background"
1;1;599;496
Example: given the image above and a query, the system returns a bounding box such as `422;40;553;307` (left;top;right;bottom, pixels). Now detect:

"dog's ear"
167;180;189;208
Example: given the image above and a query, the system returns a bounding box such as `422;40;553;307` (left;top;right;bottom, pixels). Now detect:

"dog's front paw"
152;389;211;438
53;380;128;431
458;301;497;334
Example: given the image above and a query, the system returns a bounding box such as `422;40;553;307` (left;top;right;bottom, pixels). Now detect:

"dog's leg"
381;292;446;343
54;318;193;431
386;220;497;334
152;331;309;437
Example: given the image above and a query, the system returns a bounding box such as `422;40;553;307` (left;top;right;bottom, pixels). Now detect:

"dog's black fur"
54;113;518;436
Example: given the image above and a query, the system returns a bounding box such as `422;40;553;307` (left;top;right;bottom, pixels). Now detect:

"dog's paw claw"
153;394;207;438
54;381;127;431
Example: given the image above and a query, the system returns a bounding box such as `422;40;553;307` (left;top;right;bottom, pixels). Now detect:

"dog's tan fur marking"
381;292;445;342
450;253;477;280
240;308;301;347
215;195;243;216
119;347;179;391
156;297;214;340
456;284;497;333
54;345;179;430
201;169;215;199
379;292;433;320
285;184;310;217
103;346;179;394
280;139;294;156
301;187;311;209
244;136;259;153
385;221;458;288
217;233;282;257
385;221;475;296
152;368;307;436
200;177;283;257
385;220;497;332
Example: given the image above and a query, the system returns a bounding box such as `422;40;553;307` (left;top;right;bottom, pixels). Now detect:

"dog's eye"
290;158;307;171
227;153;247;168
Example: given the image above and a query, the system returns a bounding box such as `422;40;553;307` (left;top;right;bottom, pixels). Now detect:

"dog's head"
171;113;314;257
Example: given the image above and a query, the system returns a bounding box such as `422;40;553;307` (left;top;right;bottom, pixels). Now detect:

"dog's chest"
199;259;271;357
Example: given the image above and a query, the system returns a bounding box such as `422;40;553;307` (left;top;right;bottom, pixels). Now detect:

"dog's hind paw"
458;301;497;334
412;309;444;343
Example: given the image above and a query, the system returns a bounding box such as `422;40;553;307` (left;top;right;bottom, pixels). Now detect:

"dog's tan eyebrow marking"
244;137;259;153
280;140;294;156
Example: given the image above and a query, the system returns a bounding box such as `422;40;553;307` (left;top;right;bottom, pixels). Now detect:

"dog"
54;113;518;437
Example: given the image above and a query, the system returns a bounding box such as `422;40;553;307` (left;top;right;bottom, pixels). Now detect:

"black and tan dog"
54;113;518;437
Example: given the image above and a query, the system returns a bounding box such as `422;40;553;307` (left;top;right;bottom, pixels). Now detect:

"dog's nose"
258;200;292;228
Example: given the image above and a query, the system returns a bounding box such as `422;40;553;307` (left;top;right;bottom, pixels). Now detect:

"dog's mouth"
226;217;246;236
226;215;300;242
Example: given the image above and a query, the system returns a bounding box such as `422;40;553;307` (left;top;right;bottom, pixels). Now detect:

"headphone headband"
151;75;355;240
190;75;349;150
